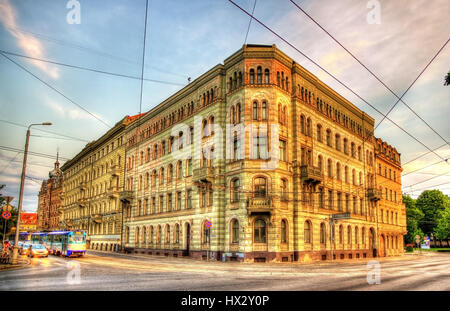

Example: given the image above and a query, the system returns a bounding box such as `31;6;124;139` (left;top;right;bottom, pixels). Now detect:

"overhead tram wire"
0;119;90;143
402;143;449;166
3;24;190;80
243;0;257;45
0;52;112;129
289;0;450;145
227;0;448;163
0;50;186;87
0;145;70;162
403;170;450;189
402;181;450;194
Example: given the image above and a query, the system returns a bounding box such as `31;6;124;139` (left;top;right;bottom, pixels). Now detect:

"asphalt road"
0;251;449;291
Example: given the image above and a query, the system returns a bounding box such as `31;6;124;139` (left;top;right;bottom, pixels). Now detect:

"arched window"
328;159;333;177
335;134;341;151
316;124;322;142
175;224;180;244
135;227;140;245
320;223;327;244
318;155;323;172
203;221;211;244
231;178;240;203
300;115;305;134
165;225;170;244
209;116;215;135
254;219;266;243
231;219;239;244
281;219;287;243
202;119;208;137
253;101;258;120
306;118;312;136
230;106;235;124
250;69;255;84
257;66;262;84
277;72;280;86
262;101;267;120
336;162;341;181
254;177;267;197
157;225;161;244
347;225;352;245
264;69;270;84
355;227;359;245
304;221;311;244
326;129;332;146
125;226;130;243
339;225;344;244
238;71;242;86
167;164;173;183
177;160;183;179
236;103;241;123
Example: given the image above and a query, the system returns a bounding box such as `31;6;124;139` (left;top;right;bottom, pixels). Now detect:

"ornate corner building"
37;155;63;231
56;44;406;262
118;44;406;262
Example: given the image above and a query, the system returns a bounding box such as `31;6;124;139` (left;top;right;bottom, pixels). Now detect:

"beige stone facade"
60;117;130;252
119;44;406;262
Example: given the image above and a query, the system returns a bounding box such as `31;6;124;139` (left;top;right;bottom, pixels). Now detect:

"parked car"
28;244;49;258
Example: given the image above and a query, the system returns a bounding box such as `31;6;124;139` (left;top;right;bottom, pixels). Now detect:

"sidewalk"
86;249;429;267
0;257;30;271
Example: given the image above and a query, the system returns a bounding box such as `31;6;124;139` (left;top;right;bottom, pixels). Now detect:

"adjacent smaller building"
37;155;63;231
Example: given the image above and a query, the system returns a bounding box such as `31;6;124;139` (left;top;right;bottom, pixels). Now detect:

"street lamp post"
10;122;51;264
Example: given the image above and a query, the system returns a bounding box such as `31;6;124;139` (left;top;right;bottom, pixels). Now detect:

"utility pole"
11;122;51;265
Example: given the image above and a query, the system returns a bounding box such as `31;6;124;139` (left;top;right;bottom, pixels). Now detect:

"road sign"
331;212;350;220
2;204;12;212
2;211;11;220
205;221;212;228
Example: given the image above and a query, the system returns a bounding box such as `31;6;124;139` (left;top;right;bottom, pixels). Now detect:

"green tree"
403;194;424;244
416;190;450;236
435;207;450;239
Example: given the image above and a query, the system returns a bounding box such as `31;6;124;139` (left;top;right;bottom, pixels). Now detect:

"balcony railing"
300;165;323;184
78;198;87;208
367;188;382;201
108;186;120;199
119;190;134;203
110;165;122;177
92;214;102;223
247;196;272;214
192;166;215;182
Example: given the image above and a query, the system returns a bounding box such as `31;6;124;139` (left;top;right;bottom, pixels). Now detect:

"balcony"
247;196;272;215
367;188;382;201
110;165;122;177
300;165;323;184
119;190;134;203
92;214;102;223
78;198;87;208
192;166;215;183
108;186;120;199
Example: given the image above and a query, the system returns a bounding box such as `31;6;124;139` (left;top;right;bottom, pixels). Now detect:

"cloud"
0;0;59;78
43;96;106;122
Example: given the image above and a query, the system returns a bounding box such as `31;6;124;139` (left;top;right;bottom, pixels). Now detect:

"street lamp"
11;122;52;264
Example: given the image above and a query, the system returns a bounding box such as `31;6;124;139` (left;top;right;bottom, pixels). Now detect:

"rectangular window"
186;190;192;209
167;194;172;212
176;192;181;210
279;140;286;162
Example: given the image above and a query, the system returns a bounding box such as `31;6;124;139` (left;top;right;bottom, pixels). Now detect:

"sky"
0;0;449;212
